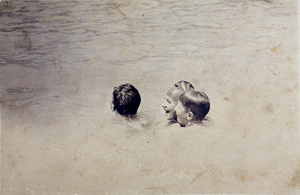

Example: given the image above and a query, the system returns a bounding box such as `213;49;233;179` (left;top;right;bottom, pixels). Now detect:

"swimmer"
111;83;141;117
162;81;194;126
174;90;210;127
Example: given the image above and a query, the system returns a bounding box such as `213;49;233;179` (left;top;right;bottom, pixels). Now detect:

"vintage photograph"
1;0;299;194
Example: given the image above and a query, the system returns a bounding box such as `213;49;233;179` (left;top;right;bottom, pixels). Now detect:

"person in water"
112;83;141;117
174;90;210;127
162;81;194;126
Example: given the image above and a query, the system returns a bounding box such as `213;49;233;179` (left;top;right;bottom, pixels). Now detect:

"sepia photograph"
1;0;299;194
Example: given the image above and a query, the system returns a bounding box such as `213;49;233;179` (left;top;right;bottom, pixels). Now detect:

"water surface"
1;0;299;194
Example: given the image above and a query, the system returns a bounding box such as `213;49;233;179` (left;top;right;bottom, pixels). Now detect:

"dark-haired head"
179;91;210;122
175;91;210;126
112;83;141;116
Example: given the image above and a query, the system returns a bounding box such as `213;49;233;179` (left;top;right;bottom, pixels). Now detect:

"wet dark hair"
112;83;141;116
179;91;210;121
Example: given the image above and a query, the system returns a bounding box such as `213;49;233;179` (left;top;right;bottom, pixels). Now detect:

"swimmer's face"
162;85;185;120
162;95;177;120
174;101;189;126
